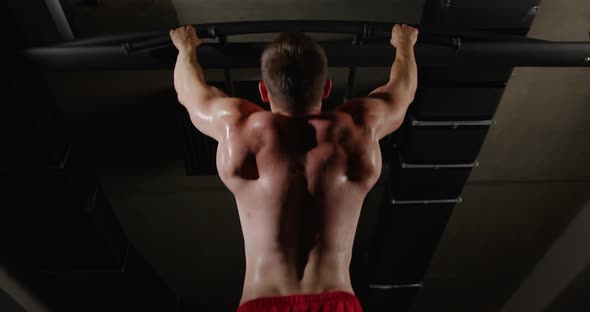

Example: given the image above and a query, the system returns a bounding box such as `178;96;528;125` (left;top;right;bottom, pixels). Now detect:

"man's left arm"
171;26;263;142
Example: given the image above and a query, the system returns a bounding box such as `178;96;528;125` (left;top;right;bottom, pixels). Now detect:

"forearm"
173;48;210;103
389;46;417;93
373;45;418;102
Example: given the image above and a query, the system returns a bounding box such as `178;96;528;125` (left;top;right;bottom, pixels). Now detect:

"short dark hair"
261;32;328;112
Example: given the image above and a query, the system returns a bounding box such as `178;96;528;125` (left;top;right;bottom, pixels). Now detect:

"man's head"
259;32;332;115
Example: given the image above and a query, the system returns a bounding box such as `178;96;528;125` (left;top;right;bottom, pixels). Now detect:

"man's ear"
259;81;270;103
322;80;332;99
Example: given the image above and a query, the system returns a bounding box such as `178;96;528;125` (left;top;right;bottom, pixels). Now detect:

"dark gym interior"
1;0;589;311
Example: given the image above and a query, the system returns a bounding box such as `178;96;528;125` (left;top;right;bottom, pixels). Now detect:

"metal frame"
43;0;74;40
21;20;590;72
369;283;424;289
397;151;479;169
410;116;494;127
391;198;462;205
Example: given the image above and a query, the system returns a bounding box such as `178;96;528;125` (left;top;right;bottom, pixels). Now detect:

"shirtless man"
170;24;418;311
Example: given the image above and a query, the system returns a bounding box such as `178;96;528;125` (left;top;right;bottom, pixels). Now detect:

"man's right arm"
335;24;418;141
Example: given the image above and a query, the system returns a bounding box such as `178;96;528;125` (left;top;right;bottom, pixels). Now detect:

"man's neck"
270;104;322;117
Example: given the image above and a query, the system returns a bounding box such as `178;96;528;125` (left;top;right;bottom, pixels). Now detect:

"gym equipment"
21;20;590;71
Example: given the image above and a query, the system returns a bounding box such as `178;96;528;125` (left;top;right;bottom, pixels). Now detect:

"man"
170;23;418;311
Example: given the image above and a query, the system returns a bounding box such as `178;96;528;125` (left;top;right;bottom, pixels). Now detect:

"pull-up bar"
22;20;590;71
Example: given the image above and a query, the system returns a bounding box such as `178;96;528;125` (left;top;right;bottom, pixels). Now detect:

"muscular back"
215;109;383;302
171;23;417;306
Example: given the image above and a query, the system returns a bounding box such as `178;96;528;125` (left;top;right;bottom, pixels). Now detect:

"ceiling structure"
1;0;589;311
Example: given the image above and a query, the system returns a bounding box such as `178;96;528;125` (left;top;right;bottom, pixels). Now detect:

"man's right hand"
170;25;202;53
390;24;419;49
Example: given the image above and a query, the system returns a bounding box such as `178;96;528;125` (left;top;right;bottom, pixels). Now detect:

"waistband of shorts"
238;291;358;308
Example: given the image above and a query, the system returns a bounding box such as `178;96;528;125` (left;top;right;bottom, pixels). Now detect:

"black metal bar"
185;20;542;42
345;66;357;101
124;36;174;54
52;21;544;47
122;21;380;54
23;40;590;71
33;20;563;69
410;119;494;127
391;198;462;205
368;283;424;289
218;35;234;96
224;68;234;96
200;20;372;38
344;34;361;101
44;0;74;40
57;20;551;54
220;36;233;96
56;31;167;47
124;26;470;54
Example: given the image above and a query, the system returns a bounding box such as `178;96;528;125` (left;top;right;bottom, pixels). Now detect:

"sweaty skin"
170;24;419;305
219;111;381;303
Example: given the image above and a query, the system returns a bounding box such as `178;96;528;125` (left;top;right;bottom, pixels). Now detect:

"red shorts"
236;291;363;312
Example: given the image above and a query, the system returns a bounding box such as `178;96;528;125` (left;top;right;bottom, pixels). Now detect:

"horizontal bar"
188;20;547;42
197;20;409;39
401;162;478;169
369;283;424;289
55;20;542;48
122;21;464;54
410;118;494;127
391;198;462;205
345;66;356;101
22;40;590;71
398;151;479;168
44;0;74;41
56;31;167;47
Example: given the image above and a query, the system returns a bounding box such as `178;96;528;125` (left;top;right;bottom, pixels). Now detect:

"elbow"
401;86;416;107
407;91;416;105
391;115;404;133
405;83;417;103
174;83;184;103
177;97;186;109
409;84;418;102
176;92;189;108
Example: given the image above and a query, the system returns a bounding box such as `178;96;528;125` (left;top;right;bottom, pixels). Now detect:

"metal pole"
43;0;74;40
57;20;533;51
23;40;590;71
